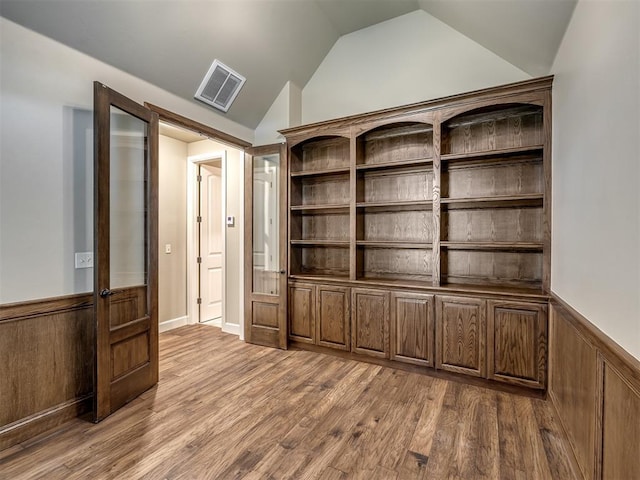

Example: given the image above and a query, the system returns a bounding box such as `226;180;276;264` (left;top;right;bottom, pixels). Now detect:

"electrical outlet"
75;252;93;269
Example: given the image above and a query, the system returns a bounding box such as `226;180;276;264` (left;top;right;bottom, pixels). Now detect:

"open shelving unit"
283;77;552;391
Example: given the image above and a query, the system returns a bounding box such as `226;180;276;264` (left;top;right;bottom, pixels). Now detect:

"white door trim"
187;151;226;330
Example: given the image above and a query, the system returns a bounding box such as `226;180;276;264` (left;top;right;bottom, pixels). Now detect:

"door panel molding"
244;143;287;349
94;82;159;422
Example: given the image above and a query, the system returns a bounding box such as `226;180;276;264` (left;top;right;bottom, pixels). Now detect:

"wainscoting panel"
549;295;640;480
0;293;94;451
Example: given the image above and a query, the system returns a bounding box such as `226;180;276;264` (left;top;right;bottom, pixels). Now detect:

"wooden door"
390;292;434;367
436;295;486;377
487;300;547;389
351;288;390;358
93;82;159;422
199;163;223;323
316;285;350;351
244;144;287;348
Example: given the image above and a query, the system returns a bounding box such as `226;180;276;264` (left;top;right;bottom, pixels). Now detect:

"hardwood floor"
0;325;577;479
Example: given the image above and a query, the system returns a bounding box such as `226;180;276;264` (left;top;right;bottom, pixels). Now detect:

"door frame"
145;103;251;337
186;151;227;329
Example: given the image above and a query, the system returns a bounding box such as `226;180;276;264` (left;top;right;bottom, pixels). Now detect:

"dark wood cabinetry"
316;285;350;350
436;295;487;377
288;283;315;344
487;300;547;389
351;288;390;358
282;77;552;392
390;292;434;367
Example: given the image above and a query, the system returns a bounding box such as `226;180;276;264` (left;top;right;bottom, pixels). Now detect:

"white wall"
254;81;302;146
302;10;530;124
159;135;188;326
0;18;253;304
551;0;640;359
188;140;244;336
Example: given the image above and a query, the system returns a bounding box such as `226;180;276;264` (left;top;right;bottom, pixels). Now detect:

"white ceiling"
0;0;576;130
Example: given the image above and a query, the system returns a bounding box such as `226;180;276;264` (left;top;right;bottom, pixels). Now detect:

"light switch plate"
75;252;93;269
226;215;235;227
165;244;172;254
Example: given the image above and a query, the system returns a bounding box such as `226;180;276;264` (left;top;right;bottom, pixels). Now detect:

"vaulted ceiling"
0;0;576;130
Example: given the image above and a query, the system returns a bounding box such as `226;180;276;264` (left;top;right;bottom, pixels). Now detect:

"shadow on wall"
63;106;93;294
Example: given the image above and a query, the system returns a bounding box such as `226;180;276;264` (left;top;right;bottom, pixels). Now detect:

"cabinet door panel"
352;288;390;358
316;285;350;351
436;295;486;377
390;292;434;367
288;283;315;344
488;300;547;389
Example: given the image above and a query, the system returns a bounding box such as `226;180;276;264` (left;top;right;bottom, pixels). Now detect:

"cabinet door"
316;285;350;351
351;288;390;359
436;295;487;377
390;292;434;367
288;283;315;344
488;300;547;389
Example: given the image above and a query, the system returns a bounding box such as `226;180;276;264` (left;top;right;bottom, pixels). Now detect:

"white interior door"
199;163;223;323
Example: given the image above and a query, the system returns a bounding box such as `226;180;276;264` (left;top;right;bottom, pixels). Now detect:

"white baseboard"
159;315;189;333
222;322;240;337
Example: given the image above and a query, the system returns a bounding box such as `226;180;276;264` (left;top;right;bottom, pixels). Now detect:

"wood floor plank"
0;325;578;480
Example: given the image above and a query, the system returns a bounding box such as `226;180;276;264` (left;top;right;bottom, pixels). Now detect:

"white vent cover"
194;59;246;112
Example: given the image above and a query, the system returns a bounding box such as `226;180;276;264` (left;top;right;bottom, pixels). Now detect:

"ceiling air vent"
194;59;246;113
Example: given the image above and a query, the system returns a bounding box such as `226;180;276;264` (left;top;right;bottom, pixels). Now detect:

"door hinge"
197;256;202;264
197;216;202;223
197;298;202;305
197;175;202;182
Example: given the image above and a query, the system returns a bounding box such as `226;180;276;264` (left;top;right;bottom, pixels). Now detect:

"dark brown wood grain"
93;82;159;422
390;292;434;367
548;295;640;480
0;324;577;478
436;295;486;377
487;300;547;389
144;102;251;148
0;294;93;451
244;144;288;349
601;363;640;480
316;285;350;351
351;288;390;359
548;303;600;480
283;77;553;392
288;283;316;343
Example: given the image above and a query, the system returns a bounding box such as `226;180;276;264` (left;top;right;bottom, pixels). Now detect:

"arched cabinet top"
440;102;545;158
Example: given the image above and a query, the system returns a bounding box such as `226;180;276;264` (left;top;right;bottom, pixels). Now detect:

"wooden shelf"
291;240;350;247
441;145;543;162
357;241;432;249
290;204;350;213
289;274;350;283
356;157;433;172
356;200;433;211
440;282;547;299
441;194;543;209
441;242;543;251
290;166;350;177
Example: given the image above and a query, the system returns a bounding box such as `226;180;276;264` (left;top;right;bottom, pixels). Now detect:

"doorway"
156;118;247;336
190;154;226;327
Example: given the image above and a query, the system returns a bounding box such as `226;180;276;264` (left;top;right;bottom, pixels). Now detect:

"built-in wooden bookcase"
289;136;351;279
283;77;552;391
355;122;434;284
439;103;546;291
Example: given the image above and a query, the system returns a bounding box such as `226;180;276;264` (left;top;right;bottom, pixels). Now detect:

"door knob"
279;270;286;274
100;288;117;298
